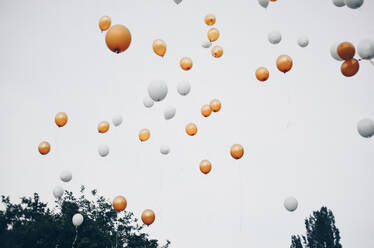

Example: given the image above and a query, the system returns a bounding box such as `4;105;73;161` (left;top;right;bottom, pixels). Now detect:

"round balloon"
72;213;84;227
160;144;170;155
357;39;374;60
202;41;212;49
345;0;364;9
268;31;282;45
333;0;346;6
255;67;269;82
337;42;355;60
152;39;167;57
276;55;293;73
55;112;68;127
99;16;111;31
141;209;155;226
357;118;374;138
284;197;298;212
113;196;127;212
60;170;72;182
180;57;193;71
199;160;212;174
185;123;198;136
53;186;64;199
341;59;359;77
98;144;109;157
148;80;168;102
164;106;176;120
139;128;150;142
38;141;51;155
177;81;191;96
258;0;269;8
297;36;309;48
143;96;154;108
201;104;212;117
207;28;220;42
209;99;221;112
205;14;216;26
330;42;344;61
230;144;244;160
105;24;131;54
112;115;123;127
211;46;223;58
98;121;110;133
174;0;182;4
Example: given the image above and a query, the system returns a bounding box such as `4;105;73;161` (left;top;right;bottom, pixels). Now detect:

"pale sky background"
0;0;374;247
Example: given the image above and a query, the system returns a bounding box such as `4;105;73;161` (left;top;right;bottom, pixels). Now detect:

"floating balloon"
258;0;269;8
330;42;344;61
357;118;374;138
38;141;51;155
332;0;346;7
230;144;244;160
205;14;216;26
99;16;111;31
276;55;293;73
112;115;123;127
341;59;359;77
201;104;212;117
160;145;170;155
72;213;84;227
284;197;298;212
113;196;127;212
98;144;109;157
98;121;110;133
139;129;150;142
199;160;212;174
337;42;355;60
211;46;223;58
177;81;191;96
105;24;131;54
208;28;220;42
148;80;168;101
271;0;277;1
268;31;282;45
152;39;167;57
202;41;212;48
209;99;221;112
174;0;182;4
255;67;269;82
185;123;197;136
345;0;364;9
164;106;176;120
297;36;309;48
55;112;68;127
143;96;154;108
180;57;193;71
141;209;155;226
53;186;64;199
60;170;72;183
357;39;374;60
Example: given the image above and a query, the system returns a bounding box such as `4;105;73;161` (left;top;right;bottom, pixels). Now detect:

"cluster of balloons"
97;116;123;157
330;41;361;77
332;0;364;9
268;30;309;48
357;118;374;138
201;99;221;117
99;16;131;54
258;0;277;9
201;14;223;58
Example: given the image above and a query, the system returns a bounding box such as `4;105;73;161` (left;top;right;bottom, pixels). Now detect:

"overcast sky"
0;0;374;247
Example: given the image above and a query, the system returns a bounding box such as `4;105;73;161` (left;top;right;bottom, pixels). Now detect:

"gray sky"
0;0;374;247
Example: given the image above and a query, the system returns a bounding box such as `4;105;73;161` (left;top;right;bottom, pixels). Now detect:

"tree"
0;186;170;248
290;206;342;248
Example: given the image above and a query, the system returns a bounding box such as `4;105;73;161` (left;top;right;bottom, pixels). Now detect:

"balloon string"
72;227;78;248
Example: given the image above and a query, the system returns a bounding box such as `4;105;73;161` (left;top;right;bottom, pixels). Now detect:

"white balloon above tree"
148;80;168;102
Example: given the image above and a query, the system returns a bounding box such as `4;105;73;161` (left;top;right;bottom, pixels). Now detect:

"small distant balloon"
98;144;109;157
105;24;131;54
38;141;51;155
208;28;220;42
142;209;155;226
53;186;64;199
139;128;151;142
143;96;154;108
276;55;293;73
202;41;212;48
152;39;167;57
209;99;221;112
72;213;84;227
284;197;298;212
357;39;374;60
99;16;111;31
258;0;269;8
148;80;168;102
199;160;212;174
211;46;223;58
164;106;176;120
255;67;269;82
357;118;374;138
112;115;123;127
230;144;244;160
341;59;359;77
160;145;170;155
297;36;309;48
337;42;355;60
330;42;344;61
180;57;193;71
201;104;212;117
268;31;282;45
332;0;346;7
60;170;72;182
177;81;191;96
55;112;68;127
174;0;182;4
345;0;364;9
205;14;216;26
113;196;127;212
98;121;110;133
185;123;198;136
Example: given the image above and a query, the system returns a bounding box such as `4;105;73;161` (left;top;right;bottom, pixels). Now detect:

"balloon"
177;81;191;96
180;57;193;71
160;145;170;155
113;196;127;212
53;186;64;199
141;209;155;226
143;96;154;108
332;0;346;7
357;39;374;60
201;104;212;117
268;31;282;45
199;160;212;174
230;144;244;160
164;106;176;120
72;213;84;227
204;14;216;26
207;28;220;42
202;41;212;48
55;112;68;127
60;170;72;182
271;0;277;1
112;115;123;127
209;99;221;112
174;0;182;4
99;16;111;31
357;118;374;138
341;59;359;77
98;144;109;157
211;46;223;58
258;0;269;8
255;67;269;82
152;39;167;57
98;121;110;133
185;123;198;136
337;42;355;60
139;128;150;142
276;55;293;73
297;36;309;48
284;197;298;212
148;80;168;102
38;141;51;155
330;42;344;61
345;0;364;9
105;24;131;54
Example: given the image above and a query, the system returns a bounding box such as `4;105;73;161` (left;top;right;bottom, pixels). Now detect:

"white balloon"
357;39;374;60
164;106;176;120
112;115;123;127
174;0;182;4
202;41;212;48
60;170;72;183
177;81;191;96
297;36;309;48
98;144;109;157
72;213;84;227
268;30;282;45
357;118;374;138
258;0;269;8
284;196;298;212
333;0;346;7
148;80;168;102
143;96;154;108
53;186;64;199
160;145;170;155
345;0;364;9
330;42;343;61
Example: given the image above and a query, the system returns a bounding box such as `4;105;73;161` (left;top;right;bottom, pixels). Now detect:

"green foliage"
0;186;170;248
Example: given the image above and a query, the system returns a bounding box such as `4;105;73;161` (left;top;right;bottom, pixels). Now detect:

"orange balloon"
99;16;111;31
271;0;277;1
38;141;50;155
105;24;131;54
98;121;110;133
209;99;221;112
180;57;193;71
141;209;155;226
255;67;269;82
201;104;212;117
113;196;127;212
341;59;359;77
230;144;244;160
152;39;167;57
139;128;150;142
55;112;68;127
276;55;293;73
199;160;212;174
207;28;220;42
337;42;355;61
185;123;198;136
211;46;223;58
205;14;216;26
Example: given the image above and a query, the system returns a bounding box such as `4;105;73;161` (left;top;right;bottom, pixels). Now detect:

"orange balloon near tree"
230;144;244;160
276;55;293;73
200;160;212;174
337;42;355;61
185;123;197;136
105;24;131;54
341;59;359;77
141;209;155;226
113;196;127;212
55;112;68;127
38;141;51;155
255;67;269;82
98;121;110;133
180;57;193;71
